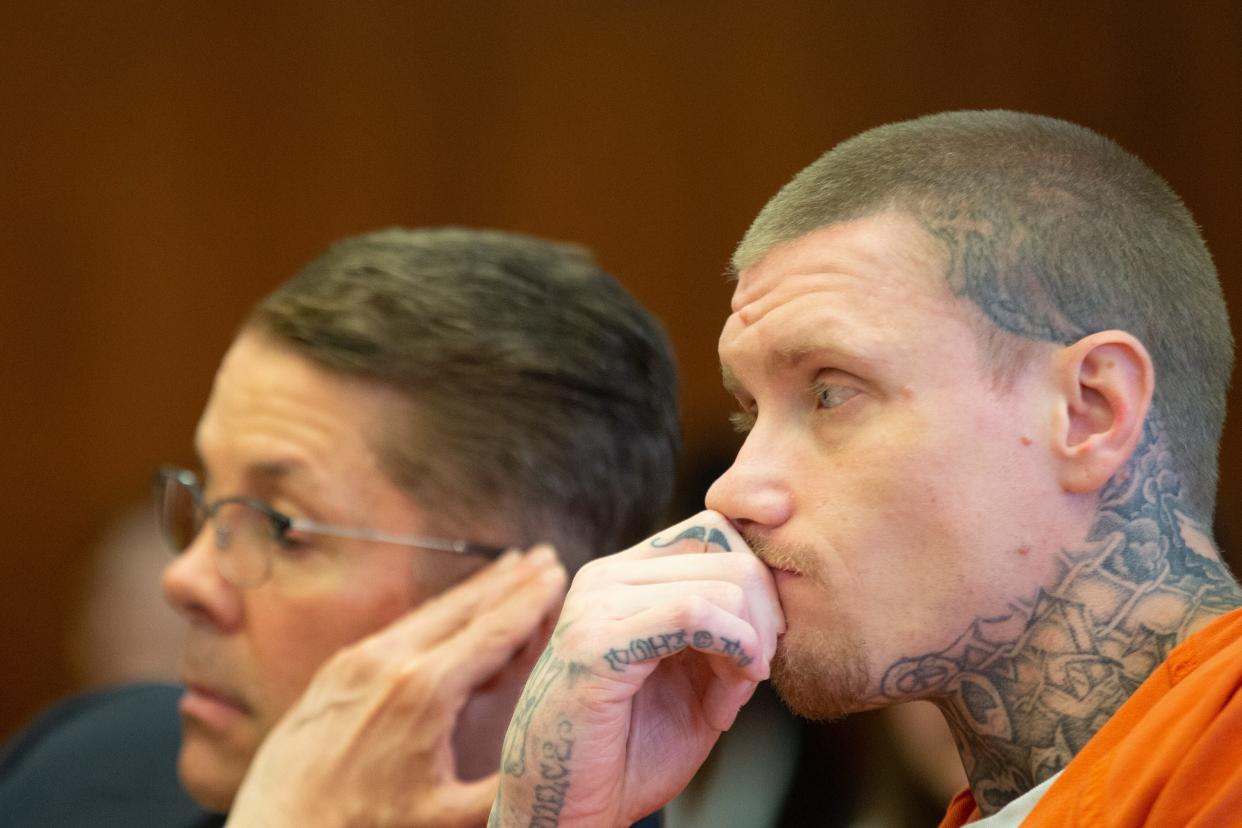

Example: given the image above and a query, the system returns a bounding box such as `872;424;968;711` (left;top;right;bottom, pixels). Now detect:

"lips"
771;567;803;586
179;681;252;730
757;556;803;577
739;528;801;575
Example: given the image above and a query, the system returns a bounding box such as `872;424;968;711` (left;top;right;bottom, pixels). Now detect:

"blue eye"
815;384;857;410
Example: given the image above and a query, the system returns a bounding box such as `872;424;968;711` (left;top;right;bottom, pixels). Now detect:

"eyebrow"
767;342;872;374
242;458;322;498
194;453;315;495
247;459;306;481
720;340;875;398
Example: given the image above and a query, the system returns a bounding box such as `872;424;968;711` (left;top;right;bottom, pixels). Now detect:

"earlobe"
1052;331;1154;494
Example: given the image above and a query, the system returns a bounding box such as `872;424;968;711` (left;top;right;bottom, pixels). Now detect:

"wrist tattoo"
650;525;733;553
529;718;574;827
502;625;588;779
602;628;753;672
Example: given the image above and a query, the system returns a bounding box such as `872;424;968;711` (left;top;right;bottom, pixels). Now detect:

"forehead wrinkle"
723;214;962;394
195;384;374;503
733;211;948;314
731;269;866;329
728;284;876;360
195;424;326;497
197;400;341;465
733;258;960;360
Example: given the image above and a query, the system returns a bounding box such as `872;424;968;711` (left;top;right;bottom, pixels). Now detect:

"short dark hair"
246;227;680;571
735;110;1233;521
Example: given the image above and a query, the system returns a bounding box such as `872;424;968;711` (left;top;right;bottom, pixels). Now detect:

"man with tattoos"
491;111;1242;826
0;228;677;827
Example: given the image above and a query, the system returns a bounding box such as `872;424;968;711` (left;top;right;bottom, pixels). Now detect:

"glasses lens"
213;501;274;587
156;470;201;552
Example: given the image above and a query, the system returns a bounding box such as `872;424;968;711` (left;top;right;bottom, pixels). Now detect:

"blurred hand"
490;511;784;827
227;546;567;828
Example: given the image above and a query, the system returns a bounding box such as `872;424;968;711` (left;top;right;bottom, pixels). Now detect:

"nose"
161;522;244;632
704;430;794;536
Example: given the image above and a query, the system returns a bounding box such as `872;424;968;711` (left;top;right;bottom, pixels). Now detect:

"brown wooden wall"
2;2;1240;737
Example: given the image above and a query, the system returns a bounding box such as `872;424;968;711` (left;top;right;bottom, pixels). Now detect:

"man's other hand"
227;546;567;828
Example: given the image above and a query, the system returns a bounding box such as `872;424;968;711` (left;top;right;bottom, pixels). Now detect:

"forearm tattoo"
502;633;585;778
497;629;590;827
529;718;574;828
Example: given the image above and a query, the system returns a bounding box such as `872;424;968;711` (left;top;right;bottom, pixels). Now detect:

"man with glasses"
0;227;678;827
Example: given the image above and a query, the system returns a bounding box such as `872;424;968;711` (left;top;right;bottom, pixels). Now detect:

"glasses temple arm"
286;518;508;559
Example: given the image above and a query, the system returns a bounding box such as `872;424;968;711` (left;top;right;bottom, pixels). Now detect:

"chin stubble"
770;626;871;720
743;533;872;720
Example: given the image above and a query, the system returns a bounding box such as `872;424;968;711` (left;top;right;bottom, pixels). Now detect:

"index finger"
613;510;785;654
358;546;557;654
617;510;748;561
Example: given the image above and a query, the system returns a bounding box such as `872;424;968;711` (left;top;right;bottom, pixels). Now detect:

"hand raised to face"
226;547;567;828
491;511;784;828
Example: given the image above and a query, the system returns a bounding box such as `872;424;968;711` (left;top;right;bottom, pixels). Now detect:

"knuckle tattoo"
598;626;755;673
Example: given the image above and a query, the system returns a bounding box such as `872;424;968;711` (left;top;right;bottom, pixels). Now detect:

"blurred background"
1;1;1239;782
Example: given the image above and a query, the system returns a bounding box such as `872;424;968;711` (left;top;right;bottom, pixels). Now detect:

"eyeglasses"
153;466;506;588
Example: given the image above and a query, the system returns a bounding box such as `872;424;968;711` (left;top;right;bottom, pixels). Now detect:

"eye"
814;382;858;410
272;529;315;557
274;538;317;563
274;529;309;548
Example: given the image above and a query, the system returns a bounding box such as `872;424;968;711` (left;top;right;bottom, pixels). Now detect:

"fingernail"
527;544;557;567
539;566;566;588
497;549;523;570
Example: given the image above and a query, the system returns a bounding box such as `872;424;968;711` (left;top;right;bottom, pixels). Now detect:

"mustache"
742;532;808;575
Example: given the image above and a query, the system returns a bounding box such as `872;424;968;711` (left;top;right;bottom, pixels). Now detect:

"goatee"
742;533;871;720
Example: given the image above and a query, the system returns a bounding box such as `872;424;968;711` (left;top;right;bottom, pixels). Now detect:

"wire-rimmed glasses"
152;466;506;588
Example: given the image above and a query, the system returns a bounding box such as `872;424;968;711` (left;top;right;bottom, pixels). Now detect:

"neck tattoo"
875;420;1242;814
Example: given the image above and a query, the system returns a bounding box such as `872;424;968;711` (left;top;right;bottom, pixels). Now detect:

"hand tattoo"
602;628;753;672
650;525;733;553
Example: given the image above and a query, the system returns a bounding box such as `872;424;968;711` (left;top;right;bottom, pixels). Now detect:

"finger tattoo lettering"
602;630;688;670
716;635;754;668
650;525;733;552
601;629;752;671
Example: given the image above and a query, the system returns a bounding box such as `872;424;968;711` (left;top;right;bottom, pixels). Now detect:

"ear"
1051;330;1154;494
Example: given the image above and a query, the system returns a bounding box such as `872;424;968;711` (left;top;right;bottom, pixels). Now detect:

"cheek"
812;423;993;590
848;413;1047;606
243;573;416;723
